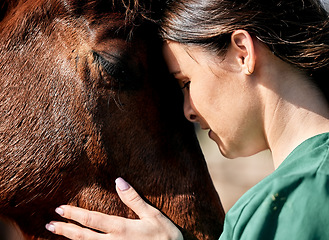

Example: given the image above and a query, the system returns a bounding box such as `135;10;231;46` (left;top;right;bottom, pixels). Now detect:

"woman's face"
163;41;265;158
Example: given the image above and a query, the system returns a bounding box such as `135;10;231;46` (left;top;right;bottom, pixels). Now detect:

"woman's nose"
183;95;197;122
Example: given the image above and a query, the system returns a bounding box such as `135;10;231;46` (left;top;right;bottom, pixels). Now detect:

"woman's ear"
231;30;256;75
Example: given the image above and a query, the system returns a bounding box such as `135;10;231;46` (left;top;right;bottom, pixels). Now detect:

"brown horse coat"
0;0;225;239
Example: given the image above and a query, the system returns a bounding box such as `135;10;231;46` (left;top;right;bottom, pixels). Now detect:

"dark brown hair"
161;0;329;98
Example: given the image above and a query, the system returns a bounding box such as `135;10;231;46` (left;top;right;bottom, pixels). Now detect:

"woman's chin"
208;129;217;142
208;131;239;159
208;130;228;158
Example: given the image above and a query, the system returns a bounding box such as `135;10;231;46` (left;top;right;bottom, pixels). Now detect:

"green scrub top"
219;132;329;240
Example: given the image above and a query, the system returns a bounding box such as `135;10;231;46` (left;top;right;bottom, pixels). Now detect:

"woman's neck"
260;60;329;169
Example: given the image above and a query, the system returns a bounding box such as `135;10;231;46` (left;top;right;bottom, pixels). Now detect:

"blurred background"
195;125;275;212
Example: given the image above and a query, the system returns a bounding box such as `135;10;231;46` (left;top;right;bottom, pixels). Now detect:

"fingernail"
45;223;55;233
55;207;64;216
115;177;130;191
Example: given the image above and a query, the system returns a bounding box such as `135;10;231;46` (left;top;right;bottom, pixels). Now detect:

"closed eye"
181;81;191;90
92;51;142;90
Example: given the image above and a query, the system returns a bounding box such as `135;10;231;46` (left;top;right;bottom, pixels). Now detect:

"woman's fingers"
115;178;158;219
46;177;154;234
46;221;108;240
115;178;183;240
53;205;125;233
46;178;183;239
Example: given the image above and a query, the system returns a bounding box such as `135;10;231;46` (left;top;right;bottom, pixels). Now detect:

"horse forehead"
48;11;138;55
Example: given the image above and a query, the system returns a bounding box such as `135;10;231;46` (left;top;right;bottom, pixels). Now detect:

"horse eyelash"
93;51;141;90
93;52;126;82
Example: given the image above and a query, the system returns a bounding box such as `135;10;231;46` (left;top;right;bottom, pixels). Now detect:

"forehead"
163;42;194;72
163;41;215;75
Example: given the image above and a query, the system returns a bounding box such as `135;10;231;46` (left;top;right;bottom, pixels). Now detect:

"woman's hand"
45;178;183;240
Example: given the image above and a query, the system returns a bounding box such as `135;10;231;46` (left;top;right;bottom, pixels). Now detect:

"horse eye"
92;51;142;90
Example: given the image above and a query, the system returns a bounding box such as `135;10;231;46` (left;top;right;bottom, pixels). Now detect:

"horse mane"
0;0;165;43
0;0;164;21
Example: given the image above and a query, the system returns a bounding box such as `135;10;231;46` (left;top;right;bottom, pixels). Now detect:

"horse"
0;0;225;239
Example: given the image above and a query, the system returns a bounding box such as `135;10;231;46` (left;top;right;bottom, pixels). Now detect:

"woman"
46;0;329;239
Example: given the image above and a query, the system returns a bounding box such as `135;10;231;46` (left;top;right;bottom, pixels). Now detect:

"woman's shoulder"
220;132;329;240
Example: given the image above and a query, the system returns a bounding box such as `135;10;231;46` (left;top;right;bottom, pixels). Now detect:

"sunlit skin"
47;30;329;240
163;31;329;169
162;34;266;160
